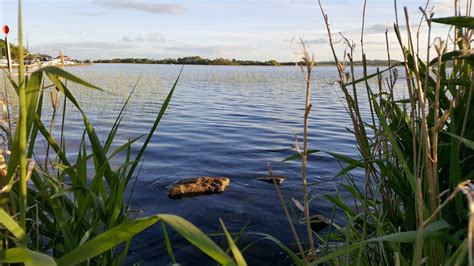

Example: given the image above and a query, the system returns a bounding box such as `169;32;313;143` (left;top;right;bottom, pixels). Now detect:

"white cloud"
94;0;185;14
121;33;165;43
31;41;136;55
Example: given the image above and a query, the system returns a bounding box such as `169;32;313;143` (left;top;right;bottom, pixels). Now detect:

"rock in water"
309;214;331;232
167;177;230;199
255;176;285;185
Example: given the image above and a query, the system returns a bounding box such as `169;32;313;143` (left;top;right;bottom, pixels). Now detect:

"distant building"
39;55;52;62
24;54;37;65
52;55;75;65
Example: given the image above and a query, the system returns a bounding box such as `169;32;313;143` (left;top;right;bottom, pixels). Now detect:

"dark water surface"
9;64;383;265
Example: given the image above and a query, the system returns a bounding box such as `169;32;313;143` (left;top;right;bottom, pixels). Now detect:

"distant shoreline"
91;60;399;67
90;56;400;67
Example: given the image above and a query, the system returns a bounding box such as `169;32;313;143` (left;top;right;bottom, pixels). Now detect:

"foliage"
0;39;28;60
307;1;474;265
0;1;247;265
93;56;283;66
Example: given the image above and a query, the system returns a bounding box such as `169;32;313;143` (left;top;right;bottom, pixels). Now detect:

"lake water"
4;64;384;265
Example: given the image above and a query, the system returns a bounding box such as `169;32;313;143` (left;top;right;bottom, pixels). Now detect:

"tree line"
91;56;291;66
90;56;399;66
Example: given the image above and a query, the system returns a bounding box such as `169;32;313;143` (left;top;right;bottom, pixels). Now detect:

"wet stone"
309;214;331;232
166;177;230;199
255;176;285;185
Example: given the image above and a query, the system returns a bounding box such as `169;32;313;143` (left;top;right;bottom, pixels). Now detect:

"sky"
0;0;461;61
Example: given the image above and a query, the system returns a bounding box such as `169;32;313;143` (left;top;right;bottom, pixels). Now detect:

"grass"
298;0;473;265
259;0;473;265
0;0;472;265
0;0;248;265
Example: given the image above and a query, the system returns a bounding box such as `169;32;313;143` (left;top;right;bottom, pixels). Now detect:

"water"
4;64;383;265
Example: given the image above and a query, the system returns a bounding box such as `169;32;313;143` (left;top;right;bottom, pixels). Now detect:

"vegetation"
0;39;27;60
0;1;247;265
0;0;472;265
271;0;473;265
93;56;283;66
92;56;398;66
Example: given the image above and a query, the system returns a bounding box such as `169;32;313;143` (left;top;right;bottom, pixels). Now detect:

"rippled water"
3;64;390;265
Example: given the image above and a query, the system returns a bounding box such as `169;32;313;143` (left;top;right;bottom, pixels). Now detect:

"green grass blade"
345;63;402;86
310;242;363;265
56;216;160;266
40;66;103;91
161;222;177;265
57;213;234;266
219;218;246;266
27;90;43;158
443;131;474;150
310;220;450;264
372;97;416;192
107;135;144;161
33;114;71;167
326;152;363;167
429;51;463;65
246;233;304;266
0;208;26;241
430;16;474;29
46;73;115;184
0;248;56;266
159;214;235;265
282;150;320;162
25;70;42;135
445;239;467;265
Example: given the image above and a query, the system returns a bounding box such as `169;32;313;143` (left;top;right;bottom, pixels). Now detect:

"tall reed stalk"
306;0;474;265
299;42;316;258
17;0;27;233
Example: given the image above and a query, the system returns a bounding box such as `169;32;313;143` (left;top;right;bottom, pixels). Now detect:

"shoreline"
91;62;398;67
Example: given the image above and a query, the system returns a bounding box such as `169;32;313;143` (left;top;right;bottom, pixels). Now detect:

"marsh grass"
0;1;248;265
0;0;471;265
261;1;473;265
302;0;474;265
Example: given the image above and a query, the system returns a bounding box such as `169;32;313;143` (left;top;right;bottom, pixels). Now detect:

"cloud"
94;0;185;14
147;33;165;43
121;33;166;43
364;24;391;34
163;43;260;58
304;37;327;45
341;24;390;35
283;37;326;45
31;41;137;54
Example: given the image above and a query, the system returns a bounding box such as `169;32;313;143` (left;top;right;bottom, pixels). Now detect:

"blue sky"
0;0;456;61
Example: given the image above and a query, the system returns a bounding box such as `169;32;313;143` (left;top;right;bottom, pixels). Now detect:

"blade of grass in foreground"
220;218;247;266
0;208;26;241
0;247;56;266
56;214;235;266
309;219;450;265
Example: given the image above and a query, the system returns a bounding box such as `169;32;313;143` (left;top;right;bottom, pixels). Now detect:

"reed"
260;1;473;265
0;1;247;265
305;0;474;265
